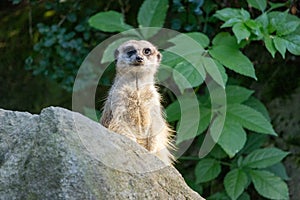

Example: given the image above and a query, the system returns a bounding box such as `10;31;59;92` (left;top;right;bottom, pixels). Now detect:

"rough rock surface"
0;107;204;200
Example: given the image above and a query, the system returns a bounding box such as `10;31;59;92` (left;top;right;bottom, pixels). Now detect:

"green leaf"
198;106;211;135
214;8;241;21
215;61;228;86
255;12;268;30
245;20;260;30
264;35;276;58
237;192;250;200
167;34;206;81
161;51;183;67
227;104;277;135
157;66;172;82
240;133;267;154
209;45;257;80
232;23;251;43
195;158;221;183
249;170;289;200
278;20;300;36
247;0;267;12
184;178;203;195
267;163;290;181
243;97;270;121
158;51;181;82
215;8;249;22
244;20;262;38
243;148;289;168
203;57;226;87
172;98;210;143
137;0;168;38
186;32;210;48
173;61;204;92
88;11;133;32
224;169;248;200
168;34;205;54
221;18;242;28
43;38;56;47
209;144;228;159
207;192;230;200
269;12;287;33
212;32;238;48
269;11;300;36
176;118;200;144
175;95;201;144
269;2;288;11
226;85;254;104
283;34;300;55
165;100;180;122
138;0;168;28
273;36;287;58
240;9;251;21
214;119;247;158
11;0;22;4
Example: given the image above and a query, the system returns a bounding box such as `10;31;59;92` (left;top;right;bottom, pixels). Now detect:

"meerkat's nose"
136;55;144;63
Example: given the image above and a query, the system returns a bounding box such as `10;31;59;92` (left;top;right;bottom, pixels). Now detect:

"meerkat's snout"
130;51;145;66
135;55;144;63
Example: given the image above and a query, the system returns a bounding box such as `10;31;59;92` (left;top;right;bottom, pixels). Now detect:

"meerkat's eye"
143;48;152;56
127;49;136;57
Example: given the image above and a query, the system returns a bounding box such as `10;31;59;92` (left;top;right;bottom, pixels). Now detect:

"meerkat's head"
114;40;162;74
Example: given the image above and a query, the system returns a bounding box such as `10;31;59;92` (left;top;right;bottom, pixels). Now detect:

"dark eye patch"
143;48;152;56
127;49;137;57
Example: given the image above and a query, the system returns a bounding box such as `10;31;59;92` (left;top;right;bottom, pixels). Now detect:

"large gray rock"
0;107;204;200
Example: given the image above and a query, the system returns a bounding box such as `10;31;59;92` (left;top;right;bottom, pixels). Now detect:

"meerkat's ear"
157;51;162;63
114;49;119;61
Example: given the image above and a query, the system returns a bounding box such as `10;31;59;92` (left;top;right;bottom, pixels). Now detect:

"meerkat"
100;40;175;165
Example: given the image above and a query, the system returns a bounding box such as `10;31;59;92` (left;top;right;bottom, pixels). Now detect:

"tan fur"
100;40;175;165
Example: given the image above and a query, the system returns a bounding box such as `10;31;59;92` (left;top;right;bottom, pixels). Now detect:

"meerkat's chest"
110;85;161;126
116;85;159;108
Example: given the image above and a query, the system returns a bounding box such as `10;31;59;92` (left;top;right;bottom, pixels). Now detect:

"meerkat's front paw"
153;148;173;165
119;131;137;143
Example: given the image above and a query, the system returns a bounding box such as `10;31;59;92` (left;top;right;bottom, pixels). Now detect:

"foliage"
214;5;300;58
24;0;104;91
87;0;297;199
22;0;299;199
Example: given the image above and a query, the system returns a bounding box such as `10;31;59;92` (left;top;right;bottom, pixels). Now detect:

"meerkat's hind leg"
149;131;175;165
